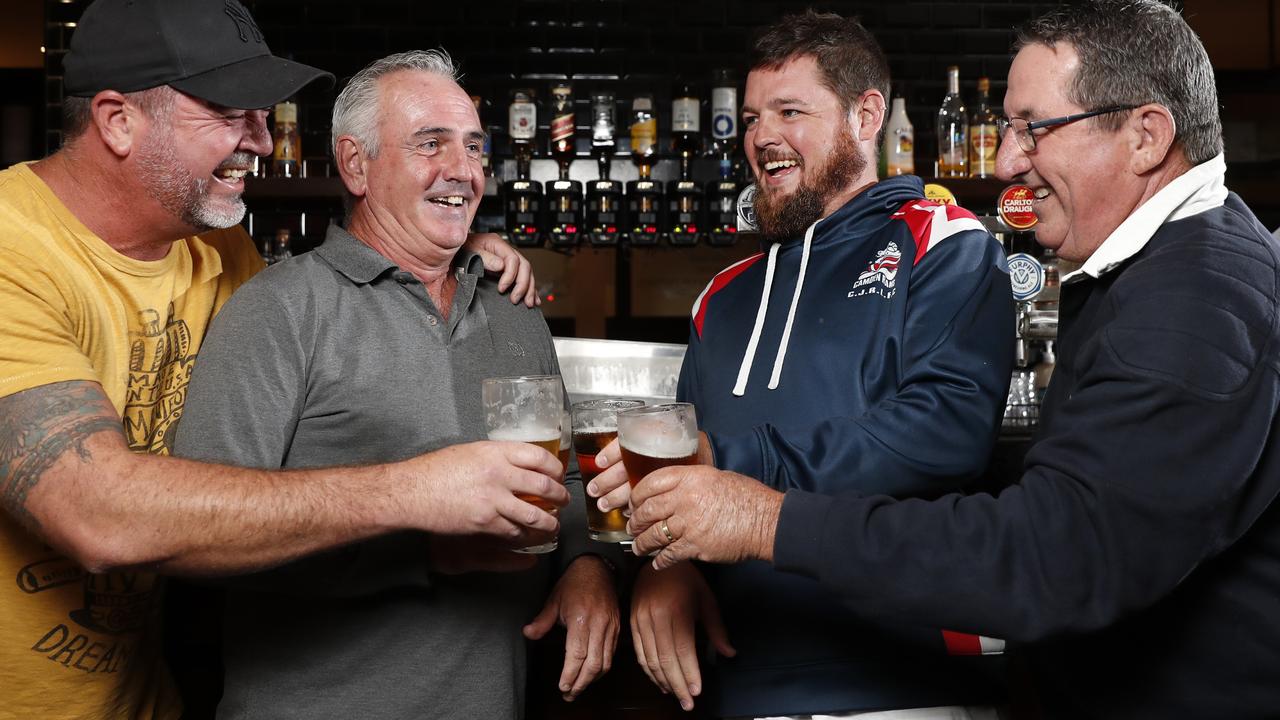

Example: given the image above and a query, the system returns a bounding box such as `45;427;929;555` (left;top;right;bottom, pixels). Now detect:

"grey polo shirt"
174;224;594;720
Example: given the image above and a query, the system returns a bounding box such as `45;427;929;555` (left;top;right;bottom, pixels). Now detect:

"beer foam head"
488;424;559;444
620;436;699;459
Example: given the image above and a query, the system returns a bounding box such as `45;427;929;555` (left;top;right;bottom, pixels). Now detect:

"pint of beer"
616;403;700;489
572;399;645;543
482;375;565;554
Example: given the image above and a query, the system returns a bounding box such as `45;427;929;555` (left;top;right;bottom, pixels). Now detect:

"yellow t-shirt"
0;163;263;719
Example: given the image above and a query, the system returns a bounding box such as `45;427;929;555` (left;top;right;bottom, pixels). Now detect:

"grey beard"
136;130;246;231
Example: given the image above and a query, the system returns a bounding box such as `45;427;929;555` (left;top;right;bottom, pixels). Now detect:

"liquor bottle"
626;93;662;245
549;82;575;179
505;88;543;246
968;77;999;178
707;68;740;246
709;68;738;179
629;93;658;180
591;92;617;180
882;96;915;176
547;82;583;247
671;81;701;181
271;100;300;178
271;227;292;264
936;66;967;178
669;81;703;245
586;93;622;246
509;88;537;180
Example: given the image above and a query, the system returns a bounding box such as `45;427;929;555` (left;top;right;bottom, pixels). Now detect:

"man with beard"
587;10;1015;718
0;2;554;718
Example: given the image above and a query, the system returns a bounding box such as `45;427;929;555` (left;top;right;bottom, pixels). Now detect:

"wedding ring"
660;519;675;544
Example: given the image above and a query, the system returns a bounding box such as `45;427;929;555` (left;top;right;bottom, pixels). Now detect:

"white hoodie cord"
768;220;817;389
732;242;781;397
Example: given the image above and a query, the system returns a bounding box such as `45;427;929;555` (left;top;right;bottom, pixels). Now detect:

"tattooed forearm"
0;381;124;533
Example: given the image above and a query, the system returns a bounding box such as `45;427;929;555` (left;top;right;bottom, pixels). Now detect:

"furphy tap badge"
736;184;758;232
1007;253;1045;301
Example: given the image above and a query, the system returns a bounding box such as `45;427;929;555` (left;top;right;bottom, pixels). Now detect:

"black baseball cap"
64;0;334;109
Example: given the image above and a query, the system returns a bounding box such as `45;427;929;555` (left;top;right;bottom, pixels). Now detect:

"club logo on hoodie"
848;241;901;300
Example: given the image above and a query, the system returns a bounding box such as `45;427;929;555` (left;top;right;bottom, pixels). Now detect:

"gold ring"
660;519;675;544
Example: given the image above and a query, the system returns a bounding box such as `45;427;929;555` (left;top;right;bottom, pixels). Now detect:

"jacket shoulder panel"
891;200;986;266
691;251;765;338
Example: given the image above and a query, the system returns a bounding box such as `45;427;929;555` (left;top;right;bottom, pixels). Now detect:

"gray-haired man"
174;50;620;718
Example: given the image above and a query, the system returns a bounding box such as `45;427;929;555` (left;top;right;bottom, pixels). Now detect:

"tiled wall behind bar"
43;0;1061;157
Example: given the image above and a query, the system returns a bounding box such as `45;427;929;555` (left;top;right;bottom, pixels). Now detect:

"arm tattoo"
0;381;124;533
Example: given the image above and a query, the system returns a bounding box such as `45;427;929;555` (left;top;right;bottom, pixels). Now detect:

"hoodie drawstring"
732;242;780;397
733;218;819;396
769;220;815;389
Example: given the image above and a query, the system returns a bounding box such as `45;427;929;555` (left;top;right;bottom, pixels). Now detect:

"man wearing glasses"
618;1;1280;716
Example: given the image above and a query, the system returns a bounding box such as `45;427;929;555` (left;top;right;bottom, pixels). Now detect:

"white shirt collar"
1062;153;1227;284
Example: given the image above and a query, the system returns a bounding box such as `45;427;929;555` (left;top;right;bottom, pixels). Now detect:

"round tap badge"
998;185;1038;231
923;183;957;205
736;184;758;232
1007;252;1045;301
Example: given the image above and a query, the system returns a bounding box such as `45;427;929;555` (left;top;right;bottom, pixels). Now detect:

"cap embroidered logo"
224;0;264;43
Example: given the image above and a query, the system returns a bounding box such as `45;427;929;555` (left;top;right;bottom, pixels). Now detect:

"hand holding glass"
482;375;565;554
572;399;645;543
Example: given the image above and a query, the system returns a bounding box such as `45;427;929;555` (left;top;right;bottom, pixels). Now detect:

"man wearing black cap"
0;2;557;718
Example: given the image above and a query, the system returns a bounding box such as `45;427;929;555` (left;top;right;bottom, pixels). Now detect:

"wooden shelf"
243;176;345;199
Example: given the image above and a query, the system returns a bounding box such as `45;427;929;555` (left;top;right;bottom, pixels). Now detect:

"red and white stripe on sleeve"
892;200;987;266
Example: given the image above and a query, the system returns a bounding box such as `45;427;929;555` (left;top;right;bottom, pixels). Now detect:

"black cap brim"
169;54;335;109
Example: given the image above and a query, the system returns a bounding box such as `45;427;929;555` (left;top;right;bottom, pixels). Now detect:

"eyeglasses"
997;105;1139;153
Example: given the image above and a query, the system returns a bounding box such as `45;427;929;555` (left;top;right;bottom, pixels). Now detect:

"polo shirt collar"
1063;153;1227;284
315;224;486;284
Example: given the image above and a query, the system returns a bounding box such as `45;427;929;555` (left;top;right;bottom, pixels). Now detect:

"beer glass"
616;403;700;491
571;399;645;543
482;375;565;554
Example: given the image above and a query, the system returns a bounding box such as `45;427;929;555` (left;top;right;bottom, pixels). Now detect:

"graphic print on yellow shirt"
124;302;197;455
0;163;263;719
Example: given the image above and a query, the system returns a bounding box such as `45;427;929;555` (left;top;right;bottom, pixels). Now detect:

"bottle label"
509;103;537;140
672;98;700;133
969;124;999;171
273;102;297;124
631;118;657;154
551;112;574;144
711;87;736;140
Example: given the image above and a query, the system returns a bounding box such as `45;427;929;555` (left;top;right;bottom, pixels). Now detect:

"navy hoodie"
678;175;1015;716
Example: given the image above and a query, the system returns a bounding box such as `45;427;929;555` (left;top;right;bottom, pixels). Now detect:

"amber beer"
619;443;699;487
487;429;562;512
572;398;645;542
575;429;630;541
481;374;564;553
616;402;700;490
